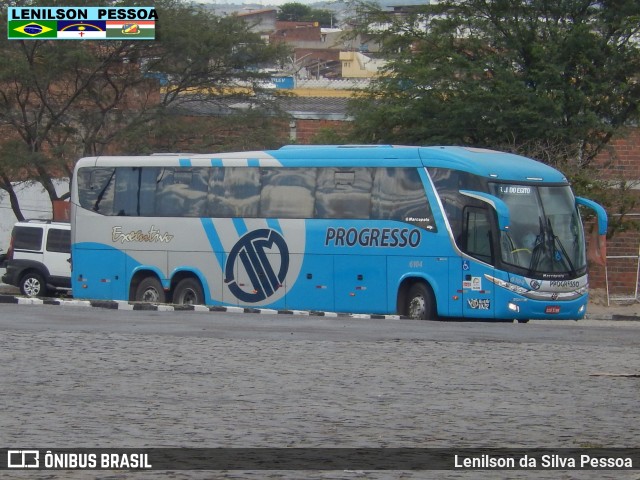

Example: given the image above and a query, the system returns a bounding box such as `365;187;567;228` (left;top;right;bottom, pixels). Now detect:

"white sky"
194;0;324;6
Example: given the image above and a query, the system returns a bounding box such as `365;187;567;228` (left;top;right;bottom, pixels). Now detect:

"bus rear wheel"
407;283;436;320
135;276;166;303
173;278;204;305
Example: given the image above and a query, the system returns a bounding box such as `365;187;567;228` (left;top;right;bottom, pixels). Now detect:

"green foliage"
346;0;640;234
278;2;334;27
309;126;351;145
349;0;640;162
0;0;288;219
120;110;288;154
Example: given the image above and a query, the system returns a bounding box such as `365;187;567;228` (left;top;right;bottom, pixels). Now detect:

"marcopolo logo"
225;229;289;303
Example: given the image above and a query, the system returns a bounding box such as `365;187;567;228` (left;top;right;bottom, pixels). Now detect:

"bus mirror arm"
459;190;510;231
576;196;608;266
575;197;608;235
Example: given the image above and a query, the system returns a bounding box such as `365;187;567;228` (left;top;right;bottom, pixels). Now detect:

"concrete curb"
585;313;640;321
0;294;406;320
1;293;636;321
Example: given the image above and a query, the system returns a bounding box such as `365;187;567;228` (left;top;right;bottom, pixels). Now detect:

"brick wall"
590;130;640;293
293;119;350;144
597;230;640;298
594;129;640;179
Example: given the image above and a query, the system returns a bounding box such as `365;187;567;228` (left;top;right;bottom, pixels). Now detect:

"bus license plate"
545;306;561;314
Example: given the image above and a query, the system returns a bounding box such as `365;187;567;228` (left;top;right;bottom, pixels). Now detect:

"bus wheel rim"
142;288;160;302
409;296;425;319
180;288;198;305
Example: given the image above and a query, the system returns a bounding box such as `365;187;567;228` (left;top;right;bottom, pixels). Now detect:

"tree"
347;0;640;231
278;2;334;28
0;0;289;220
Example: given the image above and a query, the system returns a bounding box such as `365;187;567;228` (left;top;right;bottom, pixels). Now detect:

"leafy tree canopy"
278;2;335;28
347;0;640;231
347;1;640;160
0;0;288;219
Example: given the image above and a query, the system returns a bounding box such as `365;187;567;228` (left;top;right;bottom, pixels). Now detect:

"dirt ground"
586;288;639;319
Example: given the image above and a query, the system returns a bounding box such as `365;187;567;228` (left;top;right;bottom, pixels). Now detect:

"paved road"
0;304;638;479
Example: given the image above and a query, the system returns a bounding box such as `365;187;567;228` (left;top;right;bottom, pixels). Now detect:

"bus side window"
371;168;436;231
315;168;373;219
208;167;260;218
77;167;116;215
462;206;493;264
260;168;316;218
155;167;208;217
113;167;156;217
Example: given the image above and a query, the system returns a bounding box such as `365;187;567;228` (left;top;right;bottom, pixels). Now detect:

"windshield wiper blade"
547;218;577;276
528;216;547;274
93;169;116;212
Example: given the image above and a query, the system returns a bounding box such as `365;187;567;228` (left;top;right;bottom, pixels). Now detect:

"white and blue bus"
70;145;607;321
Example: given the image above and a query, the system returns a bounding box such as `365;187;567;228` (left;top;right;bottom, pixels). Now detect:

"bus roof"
273;145;568;183
76;145;568;183
419;146;568;183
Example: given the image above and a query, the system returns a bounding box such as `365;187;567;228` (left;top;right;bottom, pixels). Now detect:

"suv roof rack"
21;219;70;224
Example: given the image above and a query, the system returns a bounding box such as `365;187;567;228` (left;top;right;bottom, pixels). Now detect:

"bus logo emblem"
225;229;290;303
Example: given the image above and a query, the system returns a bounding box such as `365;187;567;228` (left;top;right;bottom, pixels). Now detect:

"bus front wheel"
135;276;166;304
173;278;204;305
406;283;436;320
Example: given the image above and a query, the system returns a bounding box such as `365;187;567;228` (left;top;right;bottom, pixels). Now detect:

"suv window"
46;229;71;254
13;226;43;251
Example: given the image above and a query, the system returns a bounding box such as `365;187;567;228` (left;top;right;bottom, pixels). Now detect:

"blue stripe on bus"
248;158;260;167
200;218;226;269
211;158;223;167
233;218;248;236
179;158;191;167
266;218;282;233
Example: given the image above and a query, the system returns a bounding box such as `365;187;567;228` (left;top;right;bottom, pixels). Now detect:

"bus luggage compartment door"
334;255;386;314
72;248;126;300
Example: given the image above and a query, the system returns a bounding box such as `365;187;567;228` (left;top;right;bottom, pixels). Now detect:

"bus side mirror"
576;197;608;266
575;197;607;235
459;190;510;231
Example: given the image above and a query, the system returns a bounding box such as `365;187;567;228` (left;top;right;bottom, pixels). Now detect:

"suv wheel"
20;272;48;297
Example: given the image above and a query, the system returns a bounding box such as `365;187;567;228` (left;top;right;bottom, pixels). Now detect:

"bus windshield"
490;184;586;276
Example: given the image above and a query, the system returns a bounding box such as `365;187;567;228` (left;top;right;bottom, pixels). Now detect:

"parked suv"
2;220;71;297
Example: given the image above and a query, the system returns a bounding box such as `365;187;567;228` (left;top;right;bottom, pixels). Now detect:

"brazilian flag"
9;20;57;39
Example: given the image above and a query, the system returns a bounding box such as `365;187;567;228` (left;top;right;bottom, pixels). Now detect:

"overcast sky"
195;0;322;6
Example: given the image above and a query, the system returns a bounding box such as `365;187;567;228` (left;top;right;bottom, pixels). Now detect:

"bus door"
460;206;495;318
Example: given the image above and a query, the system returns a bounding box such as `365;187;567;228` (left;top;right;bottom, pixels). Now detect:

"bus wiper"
546;218;577;276
528;216;547;273
93;169;116;212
